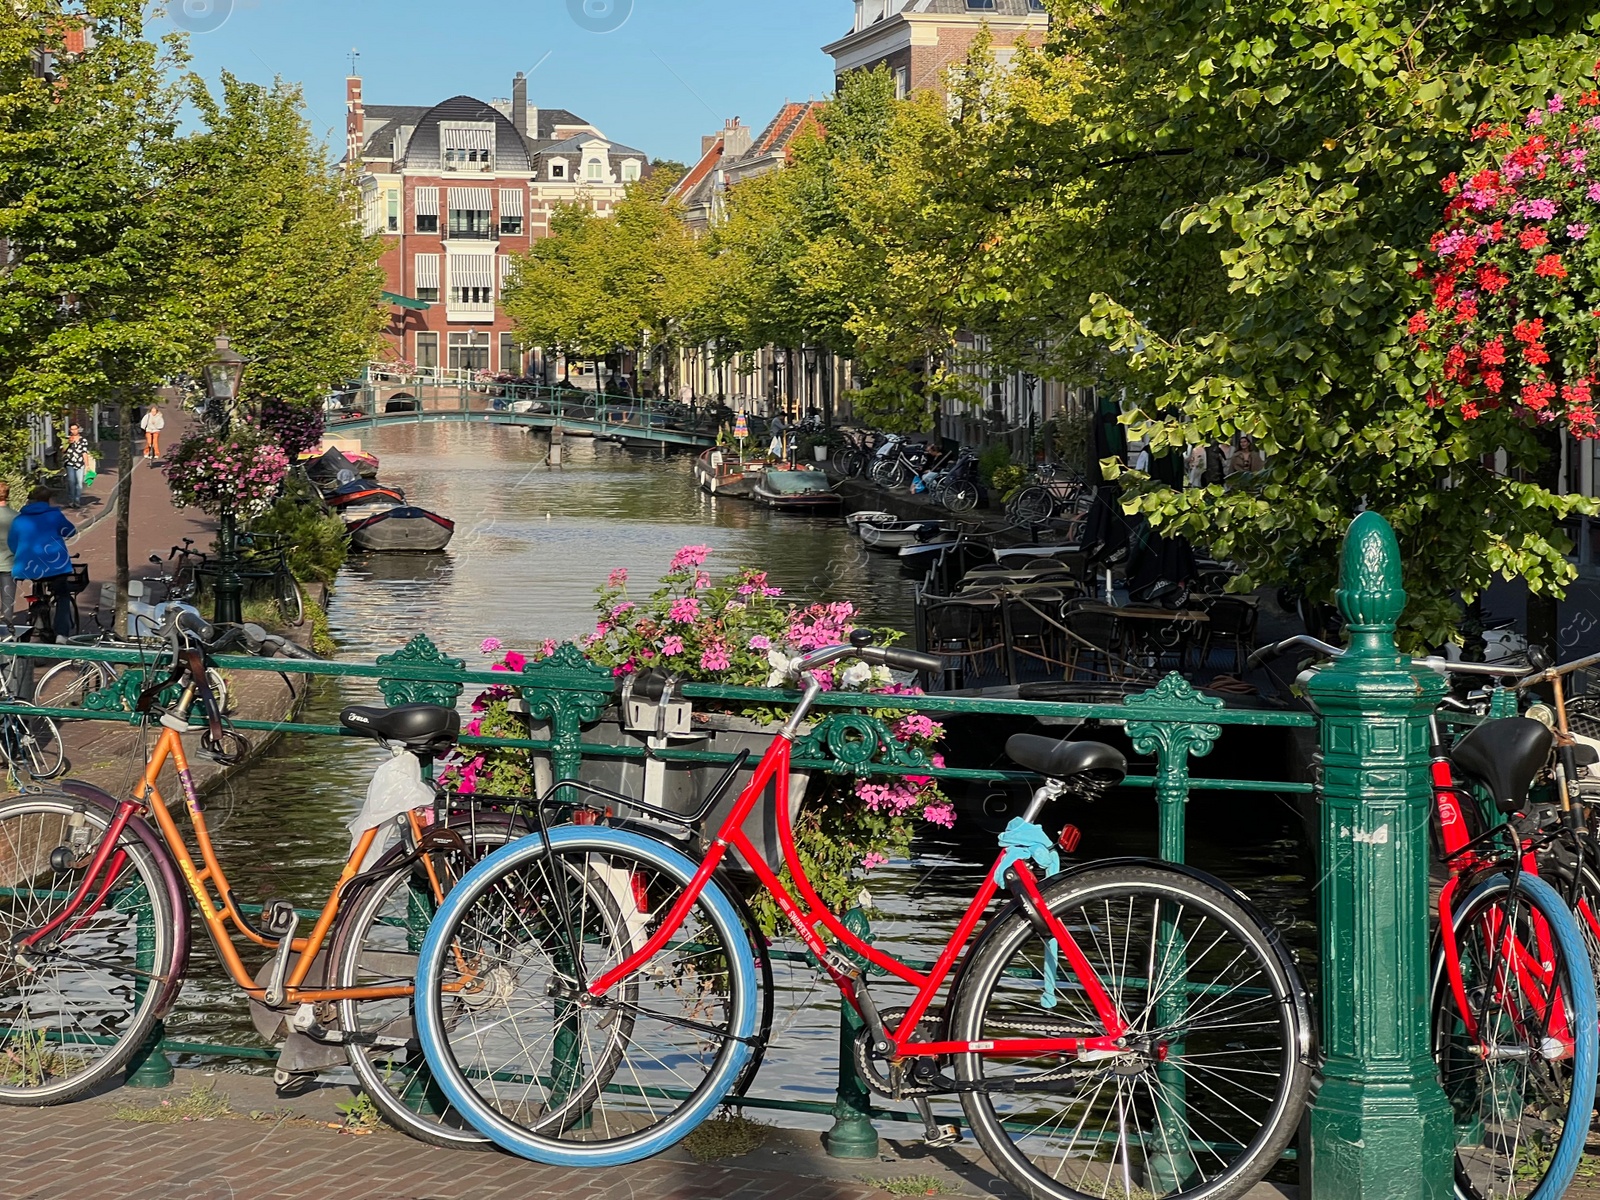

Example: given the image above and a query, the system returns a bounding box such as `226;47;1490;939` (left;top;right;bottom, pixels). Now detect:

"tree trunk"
113;400;135;633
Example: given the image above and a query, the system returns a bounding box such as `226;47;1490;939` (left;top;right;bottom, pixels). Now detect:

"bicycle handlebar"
795;636;941;679
1247;634;1535;680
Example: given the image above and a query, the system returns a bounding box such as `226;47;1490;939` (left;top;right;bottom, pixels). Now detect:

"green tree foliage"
503;185;708;391
1064;0;1600;645
179;73;386;409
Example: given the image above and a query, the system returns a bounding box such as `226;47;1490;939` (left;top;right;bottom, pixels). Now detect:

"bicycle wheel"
327;812;529;1149
945;482;980;513
34;659;116;713
1432;871;1597;1200
0;711;65;781
413;826;757;1166
870;459;906;489
1009;486;1057;526
949;863;1312;1200
0;791;175;1103
835;448;866;479
275;573;305;627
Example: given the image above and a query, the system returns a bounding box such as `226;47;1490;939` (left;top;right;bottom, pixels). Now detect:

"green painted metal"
125;1018;175;1089
0;631;1322;1162
1307;512;1451;1199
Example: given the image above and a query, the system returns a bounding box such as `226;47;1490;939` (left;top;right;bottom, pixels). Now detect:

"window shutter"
415;254;440;291
498;189;524;218
448;187;493;212
414;187;439;217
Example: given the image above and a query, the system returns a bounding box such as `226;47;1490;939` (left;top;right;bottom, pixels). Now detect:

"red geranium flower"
1564;380;1593;405
1482;369;1505;394
1514;318;1546;343
1441;172;1459;195
1454;298;1480;323
1461;401;1481;419
1522;378;1557;410
1486;220;1505;243
1520;227;1550;250
1524;342;1552;366
1534;253;1568;278
1477;265;1509;293
1480;336;1507;365
1407;311;1429;335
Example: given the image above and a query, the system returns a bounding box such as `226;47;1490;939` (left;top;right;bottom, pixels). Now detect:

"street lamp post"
202;335;249;625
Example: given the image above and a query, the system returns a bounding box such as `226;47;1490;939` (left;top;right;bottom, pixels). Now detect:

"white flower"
870;665;894;688
766;649;802;688
840;662;872;690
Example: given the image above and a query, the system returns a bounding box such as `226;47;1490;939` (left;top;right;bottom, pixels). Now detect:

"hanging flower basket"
259;397;327;459
1411;76;1600;437
164;421;290;521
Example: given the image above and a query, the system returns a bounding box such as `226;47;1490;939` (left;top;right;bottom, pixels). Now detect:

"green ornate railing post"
125;1020;174;1089
1123;675;1222;1191
823;908;880;1160
516;645;619;799
1308;512;1451;1199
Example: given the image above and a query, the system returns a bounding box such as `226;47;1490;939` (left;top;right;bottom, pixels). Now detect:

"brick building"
822;0;1048;99
671;103;826;233
346;72;650;379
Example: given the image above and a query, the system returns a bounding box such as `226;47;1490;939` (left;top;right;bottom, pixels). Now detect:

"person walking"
140;404;165;460
0;483;16;631
9;486;76;639
62;423;86;508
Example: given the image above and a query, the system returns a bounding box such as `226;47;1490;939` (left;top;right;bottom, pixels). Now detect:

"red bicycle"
1254;635;1598;1200
413;634;1315;1200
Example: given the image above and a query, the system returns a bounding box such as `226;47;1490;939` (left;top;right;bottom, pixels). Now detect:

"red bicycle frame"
590;722;1130;1060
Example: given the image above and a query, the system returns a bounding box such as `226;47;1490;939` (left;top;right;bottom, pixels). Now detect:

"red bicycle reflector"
1059;825;1082;853
630;871;650;915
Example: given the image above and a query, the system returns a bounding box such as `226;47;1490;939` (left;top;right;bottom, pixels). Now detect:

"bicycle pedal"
922;1124;961;1150
263;899;299;937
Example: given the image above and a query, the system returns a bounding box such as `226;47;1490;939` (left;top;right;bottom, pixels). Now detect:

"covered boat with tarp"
346;506;455;553
751;466;842;513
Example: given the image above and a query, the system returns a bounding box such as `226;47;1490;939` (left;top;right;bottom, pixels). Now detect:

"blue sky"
158;0;846;164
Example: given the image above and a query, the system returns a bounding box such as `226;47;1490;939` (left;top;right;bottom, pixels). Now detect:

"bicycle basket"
68;563;90;595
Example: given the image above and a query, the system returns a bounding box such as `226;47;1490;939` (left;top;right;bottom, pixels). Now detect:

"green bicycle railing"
0;512;1454;1192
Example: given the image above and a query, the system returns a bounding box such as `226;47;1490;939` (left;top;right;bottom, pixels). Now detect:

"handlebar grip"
268;639;320;662
860;646;942;676
1246;645;1278;670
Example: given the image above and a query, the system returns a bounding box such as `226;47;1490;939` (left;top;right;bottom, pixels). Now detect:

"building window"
415;332;439;371
500;213;523;235
894;66;910;99
448;331;491;373
622;160;640;182
386;189;399;232
966;0;996;8
417;213;438;233
448;208;493;238
550;161;566;179
500;334;523;376
586;158;603;181
450;284;493;306
416;285;440;303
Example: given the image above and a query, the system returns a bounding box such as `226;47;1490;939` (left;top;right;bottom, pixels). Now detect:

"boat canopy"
763;469;831;495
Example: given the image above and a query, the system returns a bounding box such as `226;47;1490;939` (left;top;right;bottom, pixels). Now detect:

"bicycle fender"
949;856;1316;1066
53;780;192;1017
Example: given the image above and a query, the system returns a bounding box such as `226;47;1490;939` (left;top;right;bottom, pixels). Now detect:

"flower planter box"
527;708;809;871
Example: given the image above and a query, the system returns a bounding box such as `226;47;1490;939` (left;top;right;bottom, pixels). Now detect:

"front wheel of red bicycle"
949;862;1312;1200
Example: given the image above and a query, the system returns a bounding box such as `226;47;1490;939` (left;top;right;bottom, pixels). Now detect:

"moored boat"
326;482;405;510
751;466;843;514
844;510;897;533
693;449;759;499
860;520;946;553
346;506;455;553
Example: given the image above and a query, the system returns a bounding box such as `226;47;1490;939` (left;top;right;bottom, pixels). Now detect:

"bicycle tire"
945;482;979;513
1008;486;1057;526
869;460;905;490
949;862;1312;1200
1432;870;1597;1200
413;825;757;1166
34;659;117;713
835;448;866;479
328;812;529;1149
0;710;65;781
0;791;175;1103
275;573;305;628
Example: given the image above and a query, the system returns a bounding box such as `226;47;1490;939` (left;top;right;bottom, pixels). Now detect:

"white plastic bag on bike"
348;749;433;870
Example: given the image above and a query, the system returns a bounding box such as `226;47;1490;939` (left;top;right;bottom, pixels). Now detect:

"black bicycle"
238;532;305;627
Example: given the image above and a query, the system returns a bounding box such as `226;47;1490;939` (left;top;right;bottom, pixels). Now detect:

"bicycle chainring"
852;1007;950;1099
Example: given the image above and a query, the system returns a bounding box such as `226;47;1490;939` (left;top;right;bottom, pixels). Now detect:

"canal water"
178;422;1315;1129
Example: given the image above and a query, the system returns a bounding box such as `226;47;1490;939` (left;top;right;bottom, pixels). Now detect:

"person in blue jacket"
9;487;77;638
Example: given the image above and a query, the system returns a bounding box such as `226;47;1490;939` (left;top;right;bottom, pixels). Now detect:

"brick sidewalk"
0;1072;908;1200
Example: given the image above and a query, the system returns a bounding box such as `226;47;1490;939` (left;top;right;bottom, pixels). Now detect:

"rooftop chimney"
722;117;751;160
512;72;528;137
345;75;365;165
